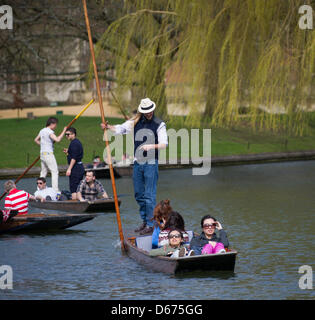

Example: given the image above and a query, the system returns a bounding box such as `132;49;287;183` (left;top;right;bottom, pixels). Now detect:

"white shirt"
114;119;168;146
35;187;58;201
39;127;54;153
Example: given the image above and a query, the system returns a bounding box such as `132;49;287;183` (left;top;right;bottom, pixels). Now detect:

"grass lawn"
1;115;315;168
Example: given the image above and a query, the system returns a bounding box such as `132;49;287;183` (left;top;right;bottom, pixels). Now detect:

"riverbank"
1;114;315;169
1;151;315;179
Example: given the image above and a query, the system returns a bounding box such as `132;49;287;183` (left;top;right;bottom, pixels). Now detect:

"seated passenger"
76;170;109;201
158;211;189;247
190;215;229;255
4;180;35;215
34;177;58;202
151;199;173;249
201;242;226;254
149;229;193;258
86;156;106;169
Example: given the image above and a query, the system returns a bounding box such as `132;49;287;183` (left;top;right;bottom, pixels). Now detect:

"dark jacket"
134;115;162;161
190;230;229;250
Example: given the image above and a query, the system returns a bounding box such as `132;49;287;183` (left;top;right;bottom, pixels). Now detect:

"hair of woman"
168;228;183;239
163;211;186;231
200;215;217;228
152;199;172;228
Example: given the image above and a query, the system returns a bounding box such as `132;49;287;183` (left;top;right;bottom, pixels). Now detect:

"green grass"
1;115;315;168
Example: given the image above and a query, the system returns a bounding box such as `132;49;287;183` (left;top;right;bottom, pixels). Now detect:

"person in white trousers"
34;117;67;193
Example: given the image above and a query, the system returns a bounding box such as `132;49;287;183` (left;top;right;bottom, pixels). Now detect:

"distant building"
0;39;117;109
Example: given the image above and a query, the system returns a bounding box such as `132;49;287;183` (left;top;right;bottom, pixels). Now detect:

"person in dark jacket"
63;127;85;200
101;98;168;235
190;215;229;255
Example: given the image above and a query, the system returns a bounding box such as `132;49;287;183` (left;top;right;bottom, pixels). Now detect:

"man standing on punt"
34;117;67;193
102;98;168;235
63;127;85;200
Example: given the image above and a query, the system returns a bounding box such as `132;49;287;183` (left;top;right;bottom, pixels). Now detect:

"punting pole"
0;99;95;201
82;0;125;250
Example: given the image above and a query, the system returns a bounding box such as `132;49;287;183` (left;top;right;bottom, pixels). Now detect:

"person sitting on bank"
158;211;190;247
189;215;229;255
4;180;36;215
116;153;133;166
86;156;106;169
76;170;109;202
34;177;58;202
151;199;173;249
149;229;193;258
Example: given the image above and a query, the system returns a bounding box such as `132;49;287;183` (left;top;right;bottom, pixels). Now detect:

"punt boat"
123;232;237;274
85;167;122;179
29;198;121;213
0;212;96;234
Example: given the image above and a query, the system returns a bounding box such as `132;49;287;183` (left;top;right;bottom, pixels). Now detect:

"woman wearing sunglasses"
149;229;193;258
190;215;229;255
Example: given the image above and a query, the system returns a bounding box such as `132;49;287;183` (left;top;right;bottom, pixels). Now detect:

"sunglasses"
65;133;71;136
203;223;217;229
37;182;43;185
168;234;182;239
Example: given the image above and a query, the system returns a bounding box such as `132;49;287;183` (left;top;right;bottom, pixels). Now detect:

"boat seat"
136;231;194;252
136;235;153;252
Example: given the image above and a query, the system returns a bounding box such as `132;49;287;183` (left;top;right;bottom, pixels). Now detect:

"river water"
0;161;314;300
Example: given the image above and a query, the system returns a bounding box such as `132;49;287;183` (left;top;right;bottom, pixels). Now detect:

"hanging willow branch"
92;0;315;135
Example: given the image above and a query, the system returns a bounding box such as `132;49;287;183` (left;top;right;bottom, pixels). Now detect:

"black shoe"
178;247;187;257
139;226;153;235
134;222;147;233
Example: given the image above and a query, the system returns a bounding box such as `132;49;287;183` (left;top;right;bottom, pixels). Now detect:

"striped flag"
1;209;17;223
2;209;11;222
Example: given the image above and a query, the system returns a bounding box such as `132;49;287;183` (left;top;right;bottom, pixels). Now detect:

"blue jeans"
133;160;159;227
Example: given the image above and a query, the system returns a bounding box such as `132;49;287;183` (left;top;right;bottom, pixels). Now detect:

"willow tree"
95;0;314;134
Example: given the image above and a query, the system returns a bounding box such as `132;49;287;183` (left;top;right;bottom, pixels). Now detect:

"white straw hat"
138;98;156;114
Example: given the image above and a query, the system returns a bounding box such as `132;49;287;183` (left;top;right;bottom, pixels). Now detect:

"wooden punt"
85;167;122;179
123;233;237;274
29;198;121;213
0;213;96;234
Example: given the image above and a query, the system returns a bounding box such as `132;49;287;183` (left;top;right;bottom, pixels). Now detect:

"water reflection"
175;270;236;280
1;161;315;299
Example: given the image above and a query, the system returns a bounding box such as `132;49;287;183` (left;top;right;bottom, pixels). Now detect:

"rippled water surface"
0;161;314;300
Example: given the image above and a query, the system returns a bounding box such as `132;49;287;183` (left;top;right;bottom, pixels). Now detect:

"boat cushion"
136;231;194;252
136;235;152;252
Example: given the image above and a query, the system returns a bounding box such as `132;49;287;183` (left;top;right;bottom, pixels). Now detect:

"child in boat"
149;229;194;258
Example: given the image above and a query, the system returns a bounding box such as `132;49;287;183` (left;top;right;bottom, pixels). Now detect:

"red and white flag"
1;209;12;222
